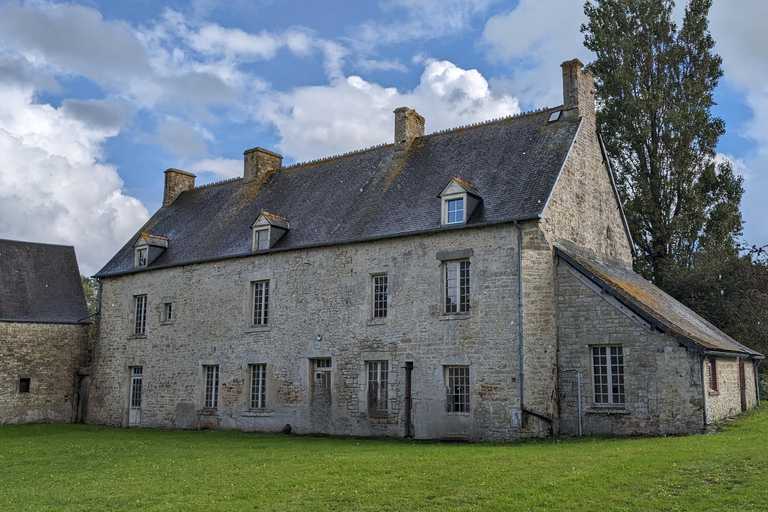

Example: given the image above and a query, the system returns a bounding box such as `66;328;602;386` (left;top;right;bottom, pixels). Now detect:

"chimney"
561;59;595;123
393;107;425;158
243;147;283;187
163;168;196;207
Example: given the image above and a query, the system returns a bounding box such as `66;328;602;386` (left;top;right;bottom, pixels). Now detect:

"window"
708;359;719;392
249;364;267;409
446;198;464;224
446;366;470;413
592;346;625;405
444;260;470;314
367;361;389;415
254;229;269;251
372;275;388;319
313;358;332;391
130;367;143;408
135;247;148;267
162;302;174;322
203;365;219;409
134;295;147;335
251;281;270;326
19;378;30;393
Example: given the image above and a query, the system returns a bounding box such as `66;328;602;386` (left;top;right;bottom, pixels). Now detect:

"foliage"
2;411;768;510
80;275;98;360
582;0;744;289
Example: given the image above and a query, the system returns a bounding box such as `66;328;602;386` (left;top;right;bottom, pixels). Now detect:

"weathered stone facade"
705;356;758;422
0;322;88;424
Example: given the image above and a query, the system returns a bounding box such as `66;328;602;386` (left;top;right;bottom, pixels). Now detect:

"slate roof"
97;107;580;277
0;239;90;324
557;247;763;358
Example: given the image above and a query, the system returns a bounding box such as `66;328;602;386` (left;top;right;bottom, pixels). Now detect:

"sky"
0;0;766;276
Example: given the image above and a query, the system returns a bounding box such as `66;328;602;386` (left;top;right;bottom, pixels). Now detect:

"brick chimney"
243;147;283;187
163;168;196;207
561;59;595;124
393;107;425;158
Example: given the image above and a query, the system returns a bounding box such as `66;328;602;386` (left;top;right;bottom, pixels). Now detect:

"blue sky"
0;0;766;275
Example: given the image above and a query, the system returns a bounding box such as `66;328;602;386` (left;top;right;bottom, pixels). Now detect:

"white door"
129;367;142;426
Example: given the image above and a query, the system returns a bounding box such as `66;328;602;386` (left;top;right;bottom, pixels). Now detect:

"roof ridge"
284;142;392;170
194;176;242;190
429;105;559;136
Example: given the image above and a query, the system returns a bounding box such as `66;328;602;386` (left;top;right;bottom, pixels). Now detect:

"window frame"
253;227;270;251
133;294;147;335
312;358;332;392
135;246;148;268
249;363;267;410
371;274;388;319
203;365;219;409
366;361;389;417
251;280;270;327
443;260;470;315
445;366;470;413
591;345;625;405
708;358;719;392
441;193;467;225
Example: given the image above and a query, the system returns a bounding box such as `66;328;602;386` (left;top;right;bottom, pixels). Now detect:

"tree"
582;0;744;289
81;275;98;316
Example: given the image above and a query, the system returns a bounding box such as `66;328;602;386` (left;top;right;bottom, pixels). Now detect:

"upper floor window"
254;229;270;251
372;274;388;319
446;198;464;224
132;233;168;268
251;211;290;251
444;260;470;314
136;247;148;267
133;295;147;335
439;176;481;226
592;346;625;405
251;280;270;326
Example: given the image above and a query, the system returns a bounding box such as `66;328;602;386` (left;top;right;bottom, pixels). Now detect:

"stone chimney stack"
561;59;595;124
163;168;196;207
243;147;283;187
393;107;425;158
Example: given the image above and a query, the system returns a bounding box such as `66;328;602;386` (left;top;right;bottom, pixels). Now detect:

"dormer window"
251;211;290;251
439;176;481;226
132;233;168;268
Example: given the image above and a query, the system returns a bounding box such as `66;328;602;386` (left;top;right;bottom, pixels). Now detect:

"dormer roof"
439;175;480;198
251;211;290;230
133;233;169;248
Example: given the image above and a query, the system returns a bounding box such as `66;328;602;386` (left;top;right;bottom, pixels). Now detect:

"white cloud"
189;157;242;179
157;117;212;157
257;59;519;162
0;82;148;276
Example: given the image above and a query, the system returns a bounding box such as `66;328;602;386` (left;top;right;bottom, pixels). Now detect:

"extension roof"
557;247;763;359
0;239;90;324
97;107;579;277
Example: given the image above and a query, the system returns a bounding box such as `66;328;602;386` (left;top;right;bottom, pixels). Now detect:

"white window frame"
253;227;270;251
251;280;270;326
135;246;148;267
372;274;388;319
444;260;470;314
133;295;147;335
249;364;267;409
445;366;470;413
592;346;625;405
366;361;389;416
203;365;219;409
441;193;467;225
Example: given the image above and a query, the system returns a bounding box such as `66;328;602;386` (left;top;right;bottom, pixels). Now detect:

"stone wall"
0;322;88;424
542;119;633;268
555;259;705;436
89;224;529;441
705;356;758;422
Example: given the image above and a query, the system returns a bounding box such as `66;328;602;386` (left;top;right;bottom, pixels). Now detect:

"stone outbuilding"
88;59;762;440
0;239;90;425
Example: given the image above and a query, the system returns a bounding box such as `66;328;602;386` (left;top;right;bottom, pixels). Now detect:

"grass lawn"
1;410;767;511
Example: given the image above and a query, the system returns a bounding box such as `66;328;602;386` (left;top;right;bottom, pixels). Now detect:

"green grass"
1;411;767;511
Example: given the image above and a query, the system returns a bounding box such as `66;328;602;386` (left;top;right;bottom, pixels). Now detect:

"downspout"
755;360;762;407
701;356;708;427
514;220;556;435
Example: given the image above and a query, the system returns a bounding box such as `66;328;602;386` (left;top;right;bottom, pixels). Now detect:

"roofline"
596;130;636;256
0;238;76;250
0;318;91;325
541;117;583;213
554;247;762;359
94;215;542;278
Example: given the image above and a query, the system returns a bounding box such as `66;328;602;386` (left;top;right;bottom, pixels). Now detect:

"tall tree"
582;0;744;288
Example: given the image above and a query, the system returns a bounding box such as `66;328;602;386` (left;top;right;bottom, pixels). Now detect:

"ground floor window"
592;346;625;404
367;361;389;416
130;367;143;408
312;358;332;391
446;366;470;413
249;364;267;409
19;378;30;393
708;358;719;392
203;365;219;409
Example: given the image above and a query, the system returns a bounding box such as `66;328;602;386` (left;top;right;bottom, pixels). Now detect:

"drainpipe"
559;367;582;436
700;356;708;426
755;360;762;407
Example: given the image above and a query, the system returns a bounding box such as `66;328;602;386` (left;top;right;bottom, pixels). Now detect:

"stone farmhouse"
88;60;762;441
0;240;90;425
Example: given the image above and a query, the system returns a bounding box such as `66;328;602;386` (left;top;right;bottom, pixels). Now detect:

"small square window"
19;378;30;393
162;302;174;322
372;275;388;319
446;198;464;224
